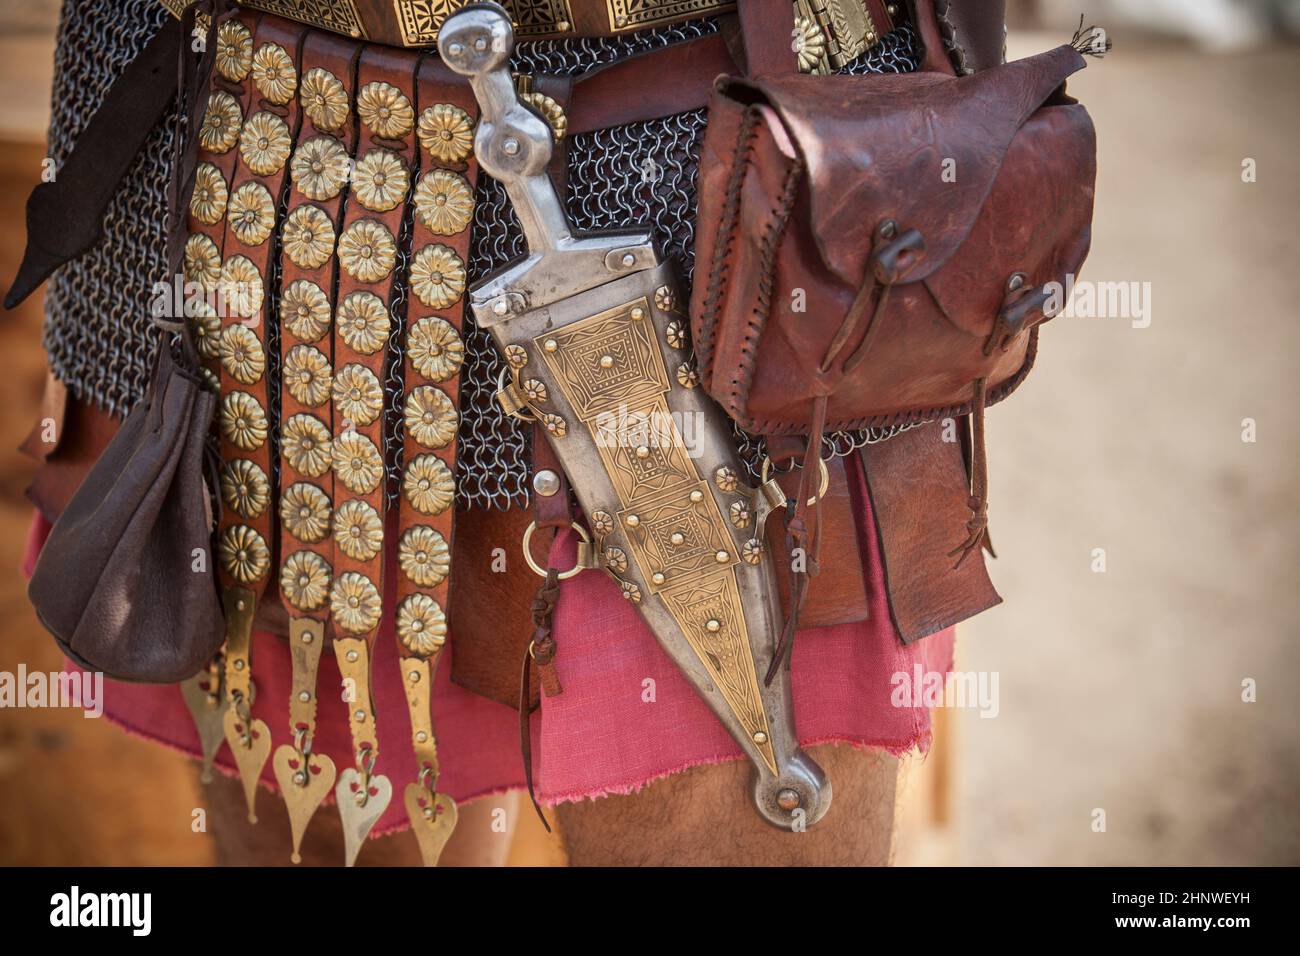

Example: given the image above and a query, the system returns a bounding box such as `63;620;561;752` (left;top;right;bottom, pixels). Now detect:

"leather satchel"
691;0;1098;437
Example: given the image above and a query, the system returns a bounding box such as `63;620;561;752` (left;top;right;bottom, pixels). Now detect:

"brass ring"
521;520;591;580
760;456;830;506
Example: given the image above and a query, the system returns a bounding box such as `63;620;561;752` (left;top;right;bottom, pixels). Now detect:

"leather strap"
565;32;737;134
270;26;360;859
392;54;478;833
329;42;421;788
908;0;957;76
5;15;188;309
738;0;798;76
859;420;1001;643
207;7;294;822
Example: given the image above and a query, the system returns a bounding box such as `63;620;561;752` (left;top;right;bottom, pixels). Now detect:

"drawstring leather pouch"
25;2;227;683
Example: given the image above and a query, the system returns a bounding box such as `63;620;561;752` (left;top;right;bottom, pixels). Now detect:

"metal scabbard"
439;3;830;829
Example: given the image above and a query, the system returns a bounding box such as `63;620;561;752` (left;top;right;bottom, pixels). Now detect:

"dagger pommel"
439;3;572;252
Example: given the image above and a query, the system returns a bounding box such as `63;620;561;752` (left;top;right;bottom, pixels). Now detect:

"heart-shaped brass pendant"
180;671;228;784
335;768;392;867
272;745;337;863
222;708;271;823
403;784;459;867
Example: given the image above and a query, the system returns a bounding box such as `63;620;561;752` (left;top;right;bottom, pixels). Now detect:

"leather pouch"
691;0;1097;435
28;342;224;682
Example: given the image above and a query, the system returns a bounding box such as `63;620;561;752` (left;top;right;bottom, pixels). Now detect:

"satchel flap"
723;44;1088;286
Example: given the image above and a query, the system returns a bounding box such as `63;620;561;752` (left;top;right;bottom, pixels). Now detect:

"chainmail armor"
41;2;919;509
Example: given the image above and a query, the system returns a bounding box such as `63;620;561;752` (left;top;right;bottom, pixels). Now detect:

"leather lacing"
764;217;999;680
765;218;923;684
948;376;993;569
519;567;562;833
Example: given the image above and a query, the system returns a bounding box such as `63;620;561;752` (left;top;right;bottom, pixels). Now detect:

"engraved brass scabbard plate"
440;3;830;829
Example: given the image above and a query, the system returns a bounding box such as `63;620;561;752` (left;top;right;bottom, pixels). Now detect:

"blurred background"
1;0;1297;865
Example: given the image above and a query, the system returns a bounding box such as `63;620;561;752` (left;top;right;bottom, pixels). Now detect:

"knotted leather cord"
520;567;561;833
764;395;827;685
947;376;991;568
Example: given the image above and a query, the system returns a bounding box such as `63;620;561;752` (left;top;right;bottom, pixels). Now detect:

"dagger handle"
438;3;573;252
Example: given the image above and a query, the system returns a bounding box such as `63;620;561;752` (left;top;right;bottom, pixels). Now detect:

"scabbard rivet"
533;469;561;496
354;710;366;721
629;307;645;321
416;731;428;743
777;788;801;811
233;659;245;671
669;531;685;545
294;771;307;785
543;338;558;352
600;354;615;368
625;514;640;527
347;650;359;662
689;490;704;503
298;691;310;702
706;618;721;632
634;444;650;459
753;731;768;745
715;550;729;563
651;572;665;585
409;670;422;683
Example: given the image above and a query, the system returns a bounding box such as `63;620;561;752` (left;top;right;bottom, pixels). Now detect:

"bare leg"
200;766;518;866
555;743;899;866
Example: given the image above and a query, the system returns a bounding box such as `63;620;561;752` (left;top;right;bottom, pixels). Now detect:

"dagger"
439;2;830;829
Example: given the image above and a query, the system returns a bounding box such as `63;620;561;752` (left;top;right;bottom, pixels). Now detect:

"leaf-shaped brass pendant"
335;768;392;867
272;745;337;864
403;784;459;867
222;708;272;823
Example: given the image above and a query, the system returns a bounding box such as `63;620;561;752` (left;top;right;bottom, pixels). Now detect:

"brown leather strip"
199;9;266;707
531;421;571;531
391;53;479;787
277;29;361;744
327;43;421;769
859;420;1001;644
565;32;737;135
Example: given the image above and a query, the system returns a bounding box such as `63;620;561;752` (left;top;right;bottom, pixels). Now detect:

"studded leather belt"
161;0;895;72
160;0;744;45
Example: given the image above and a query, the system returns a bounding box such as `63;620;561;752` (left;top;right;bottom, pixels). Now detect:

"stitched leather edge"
725;149;804;421
695;106;761;382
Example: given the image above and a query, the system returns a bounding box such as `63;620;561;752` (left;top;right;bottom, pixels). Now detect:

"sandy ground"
944;32;1300;865
0;26;1296;866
